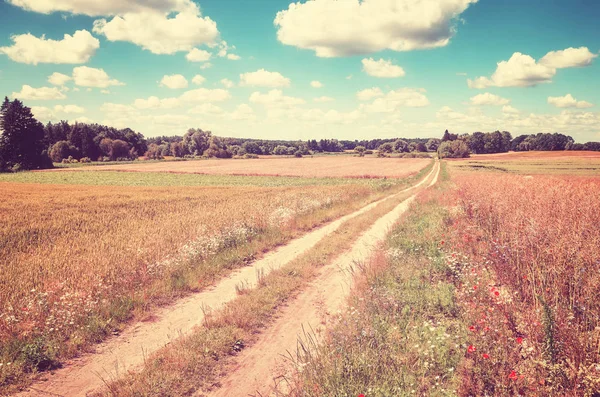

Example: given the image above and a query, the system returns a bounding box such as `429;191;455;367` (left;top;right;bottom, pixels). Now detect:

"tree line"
2;97;600;170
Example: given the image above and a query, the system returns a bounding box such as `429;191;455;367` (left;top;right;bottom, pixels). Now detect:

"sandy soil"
44;157;431;179
16;164;437;397
206;163;439;397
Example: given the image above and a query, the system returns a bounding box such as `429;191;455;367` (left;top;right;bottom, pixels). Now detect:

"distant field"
42;156;430;179
448;150;600;175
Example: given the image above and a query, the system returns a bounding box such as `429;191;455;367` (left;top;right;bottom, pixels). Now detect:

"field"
0;158;431;392
449;151;600;175
43;156;431;179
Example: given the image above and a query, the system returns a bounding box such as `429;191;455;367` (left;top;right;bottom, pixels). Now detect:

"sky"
0;0;599;142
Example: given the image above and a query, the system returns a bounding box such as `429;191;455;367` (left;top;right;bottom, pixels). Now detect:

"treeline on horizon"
1;97;600;171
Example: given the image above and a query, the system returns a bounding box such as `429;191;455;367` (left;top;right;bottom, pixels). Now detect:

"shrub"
438;140;470;158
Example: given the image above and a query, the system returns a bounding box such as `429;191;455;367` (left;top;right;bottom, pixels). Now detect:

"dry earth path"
17;164;437;397
207;162;440;397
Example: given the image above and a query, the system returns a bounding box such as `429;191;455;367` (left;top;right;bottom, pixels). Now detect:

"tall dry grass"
0;181;377;388
449;173;600;395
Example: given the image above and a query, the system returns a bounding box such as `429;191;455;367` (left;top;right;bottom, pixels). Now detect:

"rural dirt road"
208;162;439;397
17;163;437;397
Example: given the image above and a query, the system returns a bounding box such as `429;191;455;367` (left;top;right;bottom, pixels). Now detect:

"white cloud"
186;48;212;62
180;87;231;102
160;74;188;89
502;105;520;114
539;47;597;69
100;89;110;94
54;104;85;113
469;47;597;89
310;80;323;88
192;74;206;85
356;87;384;101
221;78;234;88
548;94;593;109
6;0;192;16
11;85;67;100
227;53;241;60
92;2;218;55
200;63;212;69
361;88;429;113
134;96;180;109
240;69;290;88
188;103;224;115
250;89;305;107
274;0;477;57
314;96;334;102
48;72;72;86
230;104;255;121
73;66;124;88
0;30;99;65
362;58;405;78
470;92;510;106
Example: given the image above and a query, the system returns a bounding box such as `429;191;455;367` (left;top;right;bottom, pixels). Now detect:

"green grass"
0;170;408;189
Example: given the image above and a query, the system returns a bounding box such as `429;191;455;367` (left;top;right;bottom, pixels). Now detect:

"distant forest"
1;97;599;170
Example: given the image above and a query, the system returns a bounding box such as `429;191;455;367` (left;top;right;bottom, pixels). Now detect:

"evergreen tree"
0;97;52;170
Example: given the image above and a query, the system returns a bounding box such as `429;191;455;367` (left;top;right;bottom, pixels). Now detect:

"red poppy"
482;353;490;359
494;291;500;296
473;285;478;290
467;345;476;353
516;337;523;344
469;326;476;332
508;370;518;380
358;395;365;397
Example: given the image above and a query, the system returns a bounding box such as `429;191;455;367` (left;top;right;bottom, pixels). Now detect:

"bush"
438;140;470;158
294;150;303;158
243;153;259;159
80;157;91;163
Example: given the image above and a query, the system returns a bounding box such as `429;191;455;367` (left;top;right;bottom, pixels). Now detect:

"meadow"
51;156;431;179
0;159;430;392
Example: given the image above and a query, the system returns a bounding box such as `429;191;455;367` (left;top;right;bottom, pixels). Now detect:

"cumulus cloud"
274;0;477;57
73;66;124;88
362;58;405;78
469;47;597;89
134;96;180;109
249;89;305;107
11;85;67;100
180;87;231;102
186;48;212;62
356;87;384;101
188;103;224;115
53;104;85;113
314;96;334;102
221;78;234;88
191;75;206;85
539;47;597;69
548;94;593;109
0;30;99;65
240;69;290;88
160;74;188;89
502;105;520;114
227;53;241;60
310;80;323;88
470;92;510;106
92;2;218;55
230;104;255;121
6;0;192;16
361;88;429;113
48;72;72;86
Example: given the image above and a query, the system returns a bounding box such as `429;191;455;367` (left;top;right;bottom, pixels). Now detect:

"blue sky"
0;0;599;142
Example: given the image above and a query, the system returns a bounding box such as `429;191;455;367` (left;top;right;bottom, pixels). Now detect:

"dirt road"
207;162;439;397
17;163;437;397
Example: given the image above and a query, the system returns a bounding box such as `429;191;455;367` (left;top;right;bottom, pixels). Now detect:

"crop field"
448;150;600;175
0;159;431;392
45;156;431;179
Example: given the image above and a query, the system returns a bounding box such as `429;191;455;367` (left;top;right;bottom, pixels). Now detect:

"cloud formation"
160;74;189;89
470;92;510;106
73;66;124;88
548;94;593;109
11;85;67;100
362;58;405;78
240;69;290;88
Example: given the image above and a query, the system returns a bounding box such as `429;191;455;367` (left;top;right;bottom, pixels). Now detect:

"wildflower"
359;395;365;397
473;285;478;290
516;337;523;344
469;326;476;332
467;345;476;353
482;353;490;359
494;291;500;296
508;370;518;380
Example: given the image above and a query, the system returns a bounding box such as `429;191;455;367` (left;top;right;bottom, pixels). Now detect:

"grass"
0;170;407;188
91;166;438;396
291;164;465;396
0;161;433;394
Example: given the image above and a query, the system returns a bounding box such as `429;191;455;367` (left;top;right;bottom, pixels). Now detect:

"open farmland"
0;159;431;392
44;156;431;179
448;150;600;175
